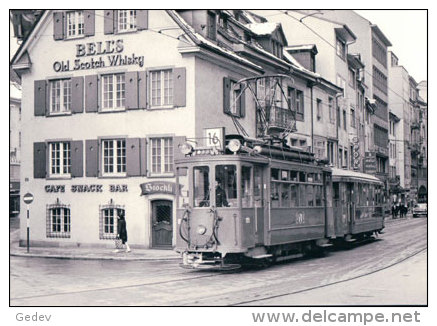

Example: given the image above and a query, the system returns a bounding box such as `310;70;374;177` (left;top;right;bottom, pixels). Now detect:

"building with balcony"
13;9;330;249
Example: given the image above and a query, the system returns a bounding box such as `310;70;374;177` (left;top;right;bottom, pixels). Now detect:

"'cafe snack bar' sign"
53;39;145;72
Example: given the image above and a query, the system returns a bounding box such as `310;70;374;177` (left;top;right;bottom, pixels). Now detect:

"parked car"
413;203;427;218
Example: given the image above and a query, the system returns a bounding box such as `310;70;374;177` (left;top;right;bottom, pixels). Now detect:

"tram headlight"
179;142;194;155
228;139;241;153
197;225;207;235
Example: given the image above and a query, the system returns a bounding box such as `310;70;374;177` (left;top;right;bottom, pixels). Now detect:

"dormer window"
117;10;137;32
272;40;283;59
207;11;217;40
66;11;84;38
336;37;346;60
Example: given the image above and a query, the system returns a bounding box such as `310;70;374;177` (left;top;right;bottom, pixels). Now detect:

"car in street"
413;203;427;218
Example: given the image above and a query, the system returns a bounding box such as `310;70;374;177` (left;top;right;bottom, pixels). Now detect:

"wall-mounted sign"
364;152;377;174
140;182;177;196
44;184;128;193
53;39;145;72
351;137;360;171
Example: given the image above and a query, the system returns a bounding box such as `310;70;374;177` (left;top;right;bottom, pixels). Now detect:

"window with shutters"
295;90;304;121
150;70;173;108
102;74;125;111
117;10;137;32
49;142;71;177
66;11;84;38
46;202;71;238
150;137;174;175
50;79;72;115
102;139;126;176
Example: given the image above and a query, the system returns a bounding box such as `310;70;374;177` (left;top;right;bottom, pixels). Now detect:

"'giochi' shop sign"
53;39;145;72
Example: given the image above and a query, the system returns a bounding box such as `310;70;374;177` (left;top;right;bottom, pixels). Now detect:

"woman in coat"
114;210;131;253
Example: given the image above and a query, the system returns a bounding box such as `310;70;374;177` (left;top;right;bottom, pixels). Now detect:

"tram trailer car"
175;138;385;269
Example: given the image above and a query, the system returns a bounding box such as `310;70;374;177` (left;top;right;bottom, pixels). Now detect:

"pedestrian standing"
113;210;131;253
391;203;396;219
399;203;405;218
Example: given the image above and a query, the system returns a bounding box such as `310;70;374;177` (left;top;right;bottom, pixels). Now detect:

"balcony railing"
264;105;296;131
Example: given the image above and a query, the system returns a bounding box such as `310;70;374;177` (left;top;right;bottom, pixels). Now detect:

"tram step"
317;243;333;248
276;253;303;262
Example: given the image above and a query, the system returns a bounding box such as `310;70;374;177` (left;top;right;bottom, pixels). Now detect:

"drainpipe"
310;83;314;153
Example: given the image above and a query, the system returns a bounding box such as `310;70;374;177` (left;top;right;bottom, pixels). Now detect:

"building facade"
10;78;22;217
14;9;332;248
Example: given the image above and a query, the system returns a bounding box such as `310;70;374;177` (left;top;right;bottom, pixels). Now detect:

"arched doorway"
151;200;173;248
418;186;427;203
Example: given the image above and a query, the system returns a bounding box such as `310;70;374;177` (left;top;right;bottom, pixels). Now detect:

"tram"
174;136;385;269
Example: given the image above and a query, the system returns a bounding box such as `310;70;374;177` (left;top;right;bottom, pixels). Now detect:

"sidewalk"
10;214;417;261
9;220;180;261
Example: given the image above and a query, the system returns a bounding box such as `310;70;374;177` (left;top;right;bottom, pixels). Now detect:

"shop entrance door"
151;200;173;248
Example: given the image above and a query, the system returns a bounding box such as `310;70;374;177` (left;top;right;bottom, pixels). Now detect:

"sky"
355;10;427;82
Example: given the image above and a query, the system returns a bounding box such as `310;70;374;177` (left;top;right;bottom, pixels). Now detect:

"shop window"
101;74;125;111
50;79;71;114
150;137;173;175
101;139;126;176
66;11;84;38
99;203;125;240
46;201;71;238
49;142;71;177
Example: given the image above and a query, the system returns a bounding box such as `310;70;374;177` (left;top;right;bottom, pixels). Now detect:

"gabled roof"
245;22;288;46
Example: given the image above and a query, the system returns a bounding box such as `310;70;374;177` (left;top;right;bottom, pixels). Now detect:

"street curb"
10;252;180;261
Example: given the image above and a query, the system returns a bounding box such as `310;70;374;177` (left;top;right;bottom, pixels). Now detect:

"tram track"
11;219;427;306
230;246;427;306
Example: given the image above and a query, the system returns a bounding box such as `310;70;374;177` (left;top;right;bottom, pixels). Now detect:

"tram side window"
271;168;280;181
369;185;375;206
216;165;237;207
315;185;323;206
290;184;298;207
271;182;280;208
282;183;291;207
194;166;210;207
241;166;253;208
333;183;340;207
307;185;314;206
299;185;306;207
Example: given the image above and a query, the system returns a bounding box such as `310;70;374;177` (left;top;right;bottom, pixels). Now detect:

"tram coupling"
180;251;241;271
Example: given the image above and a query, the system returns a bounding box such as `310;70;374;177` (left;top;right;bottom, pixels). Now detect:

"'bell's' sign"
140;182;177;195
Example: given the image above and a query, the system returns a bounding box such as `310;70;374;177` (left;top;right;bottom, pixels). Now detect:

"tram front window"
194;166;210;207
215;165;237;207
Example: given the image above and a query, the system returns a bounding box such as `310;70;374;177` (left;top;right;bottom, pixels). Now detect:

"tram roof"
331;168;383;184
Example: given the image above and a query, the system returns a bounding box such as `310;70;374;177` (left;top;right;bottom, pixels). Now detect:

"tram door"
253;165;265;244
151;200;173;248
345;183;355;231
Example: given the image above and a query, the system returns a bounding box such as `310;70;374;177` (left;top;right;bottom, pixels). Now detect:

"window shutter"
85;75;98;112
34;142;46;178
34;80;47;116
138;71;147;109
86;139;99;177
223;77;231;113
71;77;84;114
140;138;148;176
104;10;115;34
173;67;186;107
71;140;84;177
136;10;149;30
84;10;95;36
173;136;187;174
125;72;139;110
126;138;141;176
53;12;64;40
